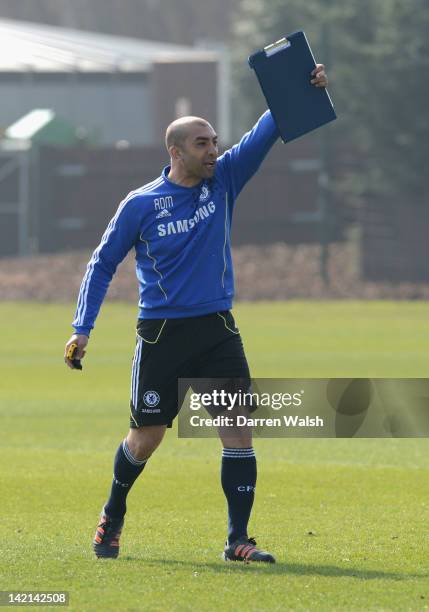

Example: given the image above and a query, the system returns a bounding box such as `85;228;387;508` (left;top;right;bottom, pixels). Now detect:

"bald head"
165;116;218;185
165;116;213;152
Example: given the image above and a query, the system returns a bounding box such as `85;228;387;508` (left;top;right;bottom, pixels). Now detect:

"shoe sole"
222;552;276;563
93;544;120;559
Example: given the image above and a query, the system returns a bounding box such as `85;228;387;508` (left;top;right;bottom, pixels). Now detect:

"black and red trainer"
93;509;124;559
223;536;276;563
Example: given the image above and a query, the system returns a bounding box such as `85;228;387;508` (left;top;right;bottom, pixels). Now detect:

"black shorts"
129;311;250;428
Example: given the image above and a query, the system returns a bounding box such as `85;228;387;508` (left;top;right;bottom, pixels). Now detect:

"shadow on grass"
118;557;427;581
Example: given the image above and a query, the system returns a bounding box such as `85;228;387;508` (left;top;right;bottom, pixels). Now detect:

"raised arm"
217;110;279;200
217;64;328;201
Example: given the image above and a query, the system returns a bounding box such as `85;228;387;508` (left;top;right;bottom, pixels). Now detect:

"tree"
231;0;428;204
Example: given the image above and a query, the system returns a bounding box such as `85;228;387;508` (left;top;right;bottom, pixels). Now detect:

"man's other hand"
64;333;88;369
311;64;328;88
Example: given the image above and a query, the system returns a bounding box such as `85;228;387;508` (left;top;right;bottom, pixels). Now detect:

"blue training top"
73;110;279;336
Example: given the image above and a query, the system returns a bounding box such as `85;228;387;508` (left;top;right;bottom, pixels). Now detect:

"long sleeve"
217;110;279;201
72;194;143;335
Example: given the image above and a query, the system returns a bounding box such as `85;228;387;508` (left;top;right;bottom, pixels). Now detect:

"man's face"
176;123;218;181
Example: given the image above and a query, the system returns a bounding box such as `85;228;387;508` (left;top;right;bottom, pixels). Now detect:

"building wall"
152;61;218;143
0;73;154;145
0;61;219;146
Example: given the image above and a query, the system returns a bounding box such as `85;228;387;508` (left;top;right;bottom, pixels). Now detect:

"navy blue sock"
104;439;147;519
221;447;257;545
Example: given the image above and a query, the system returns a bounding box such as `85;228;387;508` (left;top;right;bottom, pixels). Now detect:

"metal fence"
2;140;426;283
0;137;345;253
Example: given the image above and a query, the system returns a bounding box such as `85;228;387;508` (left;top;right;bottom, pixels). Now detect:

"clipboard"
248;31;336;143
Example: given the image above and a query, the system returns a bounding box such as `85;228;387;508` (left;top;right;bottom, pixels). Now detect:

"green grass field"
0;301;428;611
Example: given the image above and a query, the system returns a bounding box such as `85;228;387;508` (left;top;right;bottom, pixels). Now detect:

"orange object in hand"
67;343;83;370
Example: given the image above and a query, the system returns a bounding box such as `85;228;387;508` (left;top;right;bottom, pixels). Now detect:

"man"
64;65;328;563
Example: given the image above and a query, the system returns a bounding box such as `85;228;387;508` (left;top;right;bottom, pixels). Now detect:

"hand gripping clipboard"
248;31;336;143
